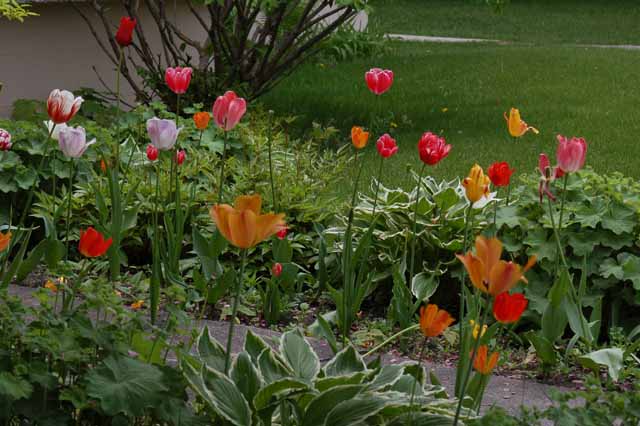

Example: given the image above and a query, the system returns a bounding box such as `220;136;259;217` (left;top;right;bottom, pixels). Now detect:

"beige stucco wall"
0;1;205;117
0;3;367;118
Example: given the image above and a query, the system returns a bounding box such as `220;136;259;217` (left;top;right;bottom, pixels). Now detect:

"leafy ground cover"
368;0;640;45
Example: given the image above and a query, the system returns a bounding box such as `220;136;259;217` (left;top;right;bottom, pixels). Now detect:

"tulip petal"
253;213;286;245
234;195;262;215
488;261;521;296
456;253;487;293
210;204;235;245
228;210;257;249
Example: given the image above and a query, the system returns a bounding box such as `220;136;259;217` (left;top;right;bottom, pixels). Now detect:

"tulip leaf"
411;271;439;302
197;326;226;373
279;328;320;382
323;345;366;377
578;348;624;381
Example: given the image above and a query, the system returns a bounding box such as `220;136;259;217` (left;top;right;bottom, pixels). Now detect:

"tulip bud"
272;263;283;277
58;126;95;158
165;67;192;95
146;144;159;161
365;68;394;95
0;129;11;151
212;91;247;131
115;16;136;47
276;227;288;240
175;149;186;165
100;159;107;173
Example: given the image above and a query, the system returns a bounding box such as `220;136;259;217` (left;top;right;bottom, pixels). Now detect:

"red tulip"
115;16;136;47
272;262;283;277
47;89;83;124
365;68;394;95
175;149;186;165
376;134;398;158
78;227;113;258
487;161;514;187
418;132;451;165
276;227;288;240
212;91;247;131
493;292;528;324
146;144;159;161
0;129;11;151
165;67;192;95
556;135;587;173
538;153;563;202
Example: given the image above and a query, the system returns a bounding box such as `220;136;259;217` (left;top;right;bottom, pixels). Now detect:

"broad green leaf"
525;332;556;366
244;330;270;364
314;372;366;392
0;372;33;400
258;347;293;384
325;393;389;426
279;328;320;382
198;325;226;372
411;271;439;302
367;364;404;391
86;355;167;417
541;302;567;343
253;378;309;411
198;365;252;426
578;348;624;381
302;384;364;426
231;352;263;406
323;345;366;377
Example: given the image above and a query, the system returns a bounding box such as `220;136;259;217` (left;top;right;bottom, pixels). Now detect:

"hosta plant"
182;327;476;425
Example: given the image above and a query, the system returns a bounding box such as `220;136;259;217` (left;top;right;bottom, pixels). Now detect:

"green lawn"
261;3;640;197
369;0;640;45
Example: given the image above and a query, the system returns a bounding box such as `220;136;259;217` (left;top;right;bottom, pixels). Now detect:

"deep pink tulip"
212;91;247;131
376;134;398;158
0;129;11;151
418;132;451;166
165;67;192;95
556;135;587;173
175;149;186;165
365;68;394;95
146;144;159;161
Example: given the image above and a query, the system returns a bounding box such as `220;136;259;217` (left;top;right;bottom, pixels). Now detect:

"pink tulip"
556;135;587;173
376;134;398;158
212;91;247;131
418;132;451;166
365;68;394;95
58;126;95;158
0;129;11;151
165;67;192;95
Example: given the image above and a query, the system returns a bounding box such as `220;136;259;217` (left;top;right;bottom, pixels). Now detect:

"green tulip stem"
224;248;247;374
408;336;429;426
408;163;427;288
217;129;229;204
64;160;74;262
453;296;491;426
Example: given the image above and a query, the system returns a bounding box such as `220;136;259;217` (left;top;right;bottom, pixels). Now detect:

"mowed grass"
262;41;640;196
369;0;640;45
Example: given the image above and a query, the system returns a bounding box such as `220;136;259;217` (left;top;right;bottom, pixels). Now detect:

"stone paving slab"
7;284;569;415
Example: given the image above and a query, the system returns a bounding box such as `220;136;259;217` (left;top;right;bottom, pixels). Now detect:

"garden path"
386;33;640;50
9;284;572;416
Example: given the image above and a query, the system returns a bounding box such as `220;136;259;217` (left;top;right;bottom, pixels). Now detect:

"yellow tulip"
469;319;487;340
462;164;490;203
504;108;539;137
0;231;10;253
210;194;286;249
351;126;370;149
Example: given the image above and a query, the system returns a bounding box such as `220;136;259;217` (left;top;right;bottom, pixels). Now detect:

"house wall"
0;1;205;117
0;3;367;118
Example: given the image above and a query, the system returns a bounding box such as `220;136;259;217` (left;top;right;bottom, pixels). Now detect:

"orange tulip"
456;236;536;296
351;126;369;149
210;194;286;249
0;231;10;253
193;112;211;130
419;304;455;337
473;345;499;375
504;108;539;138
131;300;144;310
462;164;490;203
